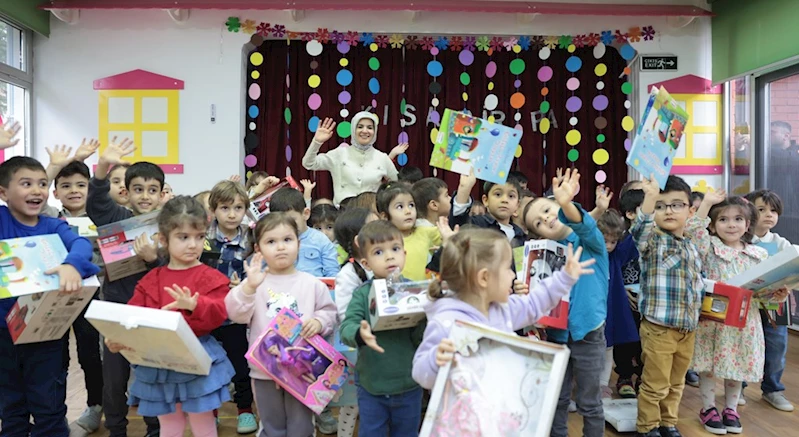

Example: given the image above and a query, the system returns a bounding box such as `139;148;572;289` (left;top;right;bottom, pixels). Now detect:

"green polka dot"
509;59;526;75
460;72;471;86
284;108;292;124
540;101;551;113
597;133;606;143
621;82;633;95
337;121;351;138
567;149;579;162
369;57;380;71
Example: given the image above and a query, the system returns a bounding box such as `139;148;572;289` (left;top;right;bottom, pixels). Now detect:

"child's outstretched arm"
554;170;606;253
630;176;659;254
508;244;592;330
51;220;101;289
588;185;613;220
685;189;726;257
225;253;268;324
87;138;136;226
412;319;457;389
449;170;477;228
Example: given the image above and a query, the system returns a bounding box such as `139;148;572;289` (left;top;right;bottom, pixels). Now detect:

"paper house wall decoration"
647;75;722;175
94;69;184;174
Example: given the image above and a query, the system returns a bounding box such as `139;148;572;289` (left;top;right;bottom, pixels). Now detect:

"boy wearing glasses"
630;175;705;437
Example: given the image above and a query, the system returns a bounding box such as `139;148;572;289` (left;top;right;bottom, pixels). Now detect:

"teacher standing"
302;112;407;205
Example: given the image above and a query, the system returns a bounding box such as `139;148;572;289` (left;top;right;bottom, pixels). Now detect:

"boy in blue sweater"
523;168;609;437
0;156;100;437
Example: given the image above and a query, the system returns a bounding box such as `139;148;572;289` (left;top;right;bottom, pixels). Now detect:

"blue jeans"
357;386;422;437
761;322;788;394
0;328;68;437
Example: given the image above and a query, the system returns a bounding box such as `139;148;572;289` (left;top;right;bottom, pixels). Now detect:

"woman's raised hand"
313;118;336;144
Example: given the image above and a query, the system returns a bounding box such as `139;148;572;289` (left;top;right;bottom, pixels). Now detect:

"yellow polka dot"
567;44;576;53
370;43;378;52
512;45;522;54
462;92;468;101
430;128;439;144
592;148;610;165
566;129;582;146
251;71;260;80
307;74;321;88
488;82;494;91
540;118;551;134
622;116;635;132
514;145;522;158
488;116;495;123
595;63;607;77
246;171;253;179
339;58;349;67
250;52;264;66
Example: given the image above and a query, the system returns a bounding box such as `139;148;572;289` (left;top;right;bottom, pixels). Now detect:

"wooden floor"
63;332;799;436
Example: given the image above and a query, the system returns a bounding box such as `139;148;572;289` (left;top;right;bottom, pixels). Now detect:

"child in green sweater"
340;220;425;436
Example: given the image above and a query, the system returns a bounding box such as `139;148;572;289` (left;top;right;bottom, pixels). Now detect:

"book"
430;109;522;184
725;245;799;305
626;86;690;189
1;235;71;299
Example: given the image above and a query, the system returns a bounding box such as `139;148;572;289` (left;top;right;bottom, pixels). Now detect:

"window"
0;18;32;162
729;77;751;196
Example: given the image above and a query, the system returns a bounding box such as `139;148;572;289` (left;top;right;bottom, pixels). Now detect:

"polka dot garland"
246;44;263;171
509;47;525;149
593;43;607;181
565;43;582;164
306;40;323;135
369;43;380;113
619;43;637;158
284;49;292;167
538;45;551;184
337;41;352;139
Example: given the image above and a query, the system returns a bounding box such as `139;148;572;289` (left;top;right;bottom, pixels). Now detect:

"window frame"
0;16;33;158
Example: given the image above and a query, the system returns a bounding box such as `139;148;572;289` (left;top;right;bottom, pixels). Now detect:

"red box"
247;176;301;221
701;280;753;329
522;240;569;330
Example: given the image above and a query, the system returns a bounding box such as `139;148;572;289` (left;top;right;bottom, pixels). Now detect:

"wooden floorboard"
57;330;799;436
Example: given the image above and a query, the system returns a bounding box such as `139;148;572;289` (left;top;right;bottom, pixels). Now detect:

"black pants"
102;343;159;437
62;290;104;407
614;310;643;381
211;323;253;411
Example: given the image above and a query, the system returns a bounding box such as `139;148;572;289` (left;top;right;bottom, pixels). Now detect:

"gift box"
1;235;77;299
420;319;569;437
522;239;569;329
85;300;212;375
96;211;160;281
6;275;100;344
246;307;351;414
368;278;431;331
247;176;300;221
701;279;752;329
66;217;98;244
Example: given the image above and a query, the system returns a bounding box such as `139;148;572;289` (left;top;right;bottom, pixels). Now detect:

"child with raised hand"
377;182;451;281
412;228;594;388
339;220;427;437
105;196;234;437
522;168;609;437
744;189;795;412
687;190;790;435
226;213;336;437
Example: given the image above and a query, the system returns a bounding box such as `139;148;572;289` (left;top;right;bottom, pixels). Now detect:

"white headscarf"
350;111;379;151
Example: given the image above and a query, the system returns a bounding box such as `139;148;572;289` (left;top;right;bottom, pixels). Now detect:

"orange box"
701;280;752;329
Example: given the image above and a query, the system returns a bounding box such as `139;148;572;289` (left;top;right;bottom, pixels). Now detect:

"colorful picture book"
626;86;690;189
725;245;799;319
421;319;569;437
0;235;70;299
246;307;351;414
430;109;522;184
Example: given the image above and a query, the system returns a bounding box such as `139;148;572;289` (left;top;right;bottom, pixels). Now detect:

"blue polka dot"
427;60;443;77
308;116;320;133
336;69;353;86
398;153;408;166
565;56;582;73
620;44;636;61
248;105;259;118
368;77;380;94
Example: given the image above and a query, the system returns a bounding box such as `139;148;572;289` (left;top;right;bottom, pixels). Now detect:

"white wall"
33;9;712;196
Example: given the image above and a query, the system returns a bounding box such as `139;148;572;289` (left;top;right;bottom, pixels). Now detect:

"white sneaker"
763;392;795;412
75;405;102;433
568;400;577;412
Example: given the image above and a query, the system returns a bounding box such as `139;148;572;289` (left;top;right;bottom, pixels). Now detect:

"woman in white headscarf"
302;112;408;205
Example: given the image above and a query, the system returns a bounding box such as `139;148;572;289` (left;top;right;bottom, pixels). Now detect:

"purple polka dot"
592;95;609;111
566;96;583;113
458;50;474;66
537;66;553;82
372;99;377;107
514;79;522;88
398;132;409;144
244;155;257;167
338;91;352;105
336;41;350;54
624;138;632;151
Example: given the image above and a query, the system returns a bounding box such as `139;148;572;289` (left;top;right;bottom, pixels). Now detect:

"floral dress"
685;216;768;382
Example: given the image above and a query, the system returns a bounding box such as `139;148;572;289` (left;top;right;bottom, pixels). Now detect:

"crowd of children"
0;116;796;437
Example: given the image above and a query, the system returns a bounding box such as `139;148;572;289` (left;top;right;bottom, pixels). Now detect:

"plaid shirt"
206;220;253;280
630;212;705;331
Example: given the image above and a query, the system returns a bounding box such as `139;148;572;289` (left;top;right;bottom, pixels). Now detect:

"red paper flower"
375;34;390;48
345;31;360;46
256;22;270;36
272;24;286;38
489;36;504;51
615;30;628;43
449;36;464;51
642;26;655;41
572;35;586;48
586;33;600;46
317;28;330;43
421;36;435;50
301;32;315;41
628;27;642;43
405;35;419;50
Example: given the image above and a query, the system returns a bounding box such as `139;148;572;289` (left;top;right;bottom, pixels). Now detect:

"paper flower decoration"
490;36;504;51
628;27;642;42
405;35;419;49
643;26;656;40
434;36;449;50
518;36;531;51
375;34;390;48
287;31;299;40
330;30;344;44
345;31;360;46
572;35;586;48
544;36;559;49
225;17;241;32
272;24;286;38
531;36;545;49
421;36;436;50
301;32;314;41
317;28;330;43
504;37;518;51
586;33;600;46
558;35;572;49
241;19;256;34
464;36;477;51
256;22;270;36
615;30;628;43
390;34;405;48
450;36;464;51
476;36;490;52
600;30;613;45
361;32;374;46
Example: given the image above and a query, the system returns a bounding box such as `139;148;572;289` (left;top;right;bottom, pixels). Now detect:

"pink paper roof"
648;74;721;95
93;69;184;90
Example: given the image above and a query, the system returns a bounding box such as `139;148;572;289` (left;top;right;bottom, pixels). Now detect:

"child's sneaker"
237;412;258;434
568;400;577;412
763;391;795;412
722;408;742;434
75;405;103;433
617;379;637;399
699;407;727;435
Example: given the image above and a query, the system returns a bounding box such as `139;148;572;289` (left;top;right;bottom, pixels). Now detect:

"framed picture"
420;319;570;437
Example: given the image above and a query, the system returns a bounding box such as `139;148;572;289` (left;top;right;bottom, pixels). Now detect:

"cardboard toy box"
247;176;301;221
1;235;76;299
6;275;100;344
420;319;569;437
701;279;752;329
85;300;212;375
368;278;431;331
246;308;351;414
522;240;569;329
96;211;160;281
66;217;99;244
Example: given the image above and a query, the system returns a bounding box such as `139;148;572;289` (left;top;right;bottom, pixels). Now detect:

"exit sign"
641;56;678;71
